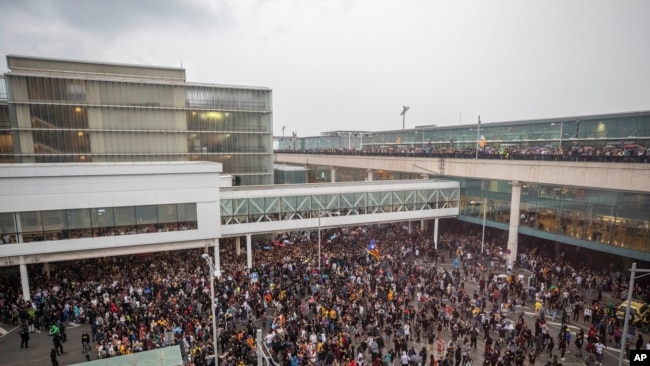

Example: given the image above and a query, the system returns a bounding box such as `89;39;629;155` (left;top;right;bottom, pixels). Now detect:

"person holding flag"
366;239;381;261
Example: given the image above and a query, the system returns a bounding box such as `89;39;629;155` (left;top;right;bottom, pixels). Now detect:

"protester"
0;221;647;366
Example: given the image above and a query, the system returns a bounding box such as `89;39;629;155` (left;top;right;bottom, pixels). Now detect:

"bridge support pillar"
421;220;427;232
408;221;412;234
434;218;439;250
19;255;31;301
236;236;241;255
330;167;336;183
507;181;522;269
43;262;51;279
246;234;252;270
367;169;373;182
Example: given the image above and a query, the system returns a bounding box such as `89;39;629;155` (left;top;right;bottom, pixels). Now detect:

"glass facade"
1;56;273;185
0;203;197;244
220;186;459;225
459;178;650;254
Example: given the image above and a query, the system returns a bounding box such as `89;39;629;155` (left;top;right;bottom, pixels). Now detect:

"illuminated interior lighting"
201;112;223;120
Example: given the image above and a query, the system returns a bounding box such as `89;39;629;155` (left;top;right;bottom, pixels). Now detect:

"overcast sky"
1;0;648;136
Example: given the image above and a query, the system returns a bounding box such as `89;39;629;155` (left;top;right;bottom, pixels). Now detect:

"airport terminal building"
0;56;649;301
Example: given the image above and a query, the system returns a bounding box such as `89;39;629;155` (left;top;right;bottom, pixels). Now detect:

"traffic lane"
0;322;92;366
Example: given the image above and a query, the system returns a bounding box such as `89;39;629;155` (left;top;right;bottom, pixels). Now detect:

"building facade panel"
3;55;273;185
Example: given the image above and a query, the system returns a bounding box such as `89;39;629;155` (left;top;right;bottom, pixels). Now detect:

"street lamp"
470;199;487;254
400;106;410;130
619;263;650;366
201;253;221;366
317;210;321;272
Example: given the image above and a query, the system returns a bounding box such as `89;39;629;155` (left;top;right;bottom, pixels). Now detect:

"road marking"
0;325;20;336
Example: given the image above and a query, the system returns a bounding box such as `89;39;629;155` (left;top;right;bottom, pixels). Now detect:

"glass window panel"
178;203;197;221
326;195;340;210
220;199;233;216
249;198;264;214
341;193;354;208
114;207;136;226
232;199;247;216
295;196;311;212
281;196;297;213
0;212;17;234
404;191;416;204
19;211;42;233
157;204;177;224
91;208;115;228
136;206;157;225
42;210;67;231
368;192;381;207
66;209;91;229
265;197;280;214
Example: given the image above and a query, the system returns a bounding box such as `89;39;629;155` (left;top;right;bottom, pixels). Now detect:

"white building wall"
0;162;221;263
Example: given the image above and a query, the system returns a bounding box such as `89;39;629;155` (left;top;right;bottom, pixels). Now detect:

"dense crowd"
276;145;649;163
1;221;649;366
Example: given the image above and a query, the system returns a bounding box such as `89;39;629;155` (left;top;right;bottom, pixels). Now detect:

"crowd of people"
1;221;649;366
276;145;649;163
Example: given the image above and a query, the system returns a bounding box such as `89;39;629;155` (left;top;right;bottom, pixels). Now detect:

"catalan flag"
366;239;381;261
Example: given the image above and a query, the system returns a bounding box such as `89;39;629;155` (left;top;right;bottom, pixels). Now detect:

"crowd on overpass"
275;145;649;163
1;221;649;366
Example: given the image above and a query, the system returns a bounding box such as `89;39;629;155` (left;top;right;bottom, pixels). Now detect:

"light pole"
619;263;650;366
201;253;221;366
317;210;321;272
400;106;410;130
470;199;487;254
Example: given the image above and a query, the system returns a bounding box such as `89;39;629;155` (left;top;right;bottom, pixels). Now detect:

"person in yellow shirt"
535;301;542;316
388;289;394;302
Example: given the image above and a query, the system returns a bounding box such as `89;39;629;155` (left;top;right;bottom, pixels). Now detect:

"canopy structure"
69;346;184;366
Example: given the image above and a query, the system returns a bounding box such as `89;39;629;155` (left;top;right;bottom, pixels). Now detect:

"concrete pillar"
434;218;439;250
330;167;336;183
246;234;252;270
421;220;427;232
408;221;412;234
554;241;560;255
19;256;31;301
507;181;522;267
236;236;241;256
213;239;221;275
43;262;51;279
367;169;373;182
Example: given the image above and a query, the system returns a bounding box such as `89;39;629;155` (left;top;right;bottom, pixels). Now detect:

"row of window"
0;203;197;244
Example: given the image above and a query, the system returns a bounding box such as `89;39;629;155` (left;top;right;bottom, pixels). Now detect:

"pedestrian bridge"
220;179;460;237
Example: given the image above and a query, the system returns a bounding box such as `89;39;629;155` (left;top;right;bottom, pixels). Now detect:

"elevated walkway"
220;179;459;237
274;153;650;192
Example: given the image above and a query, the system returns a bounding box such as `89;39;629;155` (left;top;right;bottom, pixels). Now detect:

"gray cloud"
1;0;648;136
